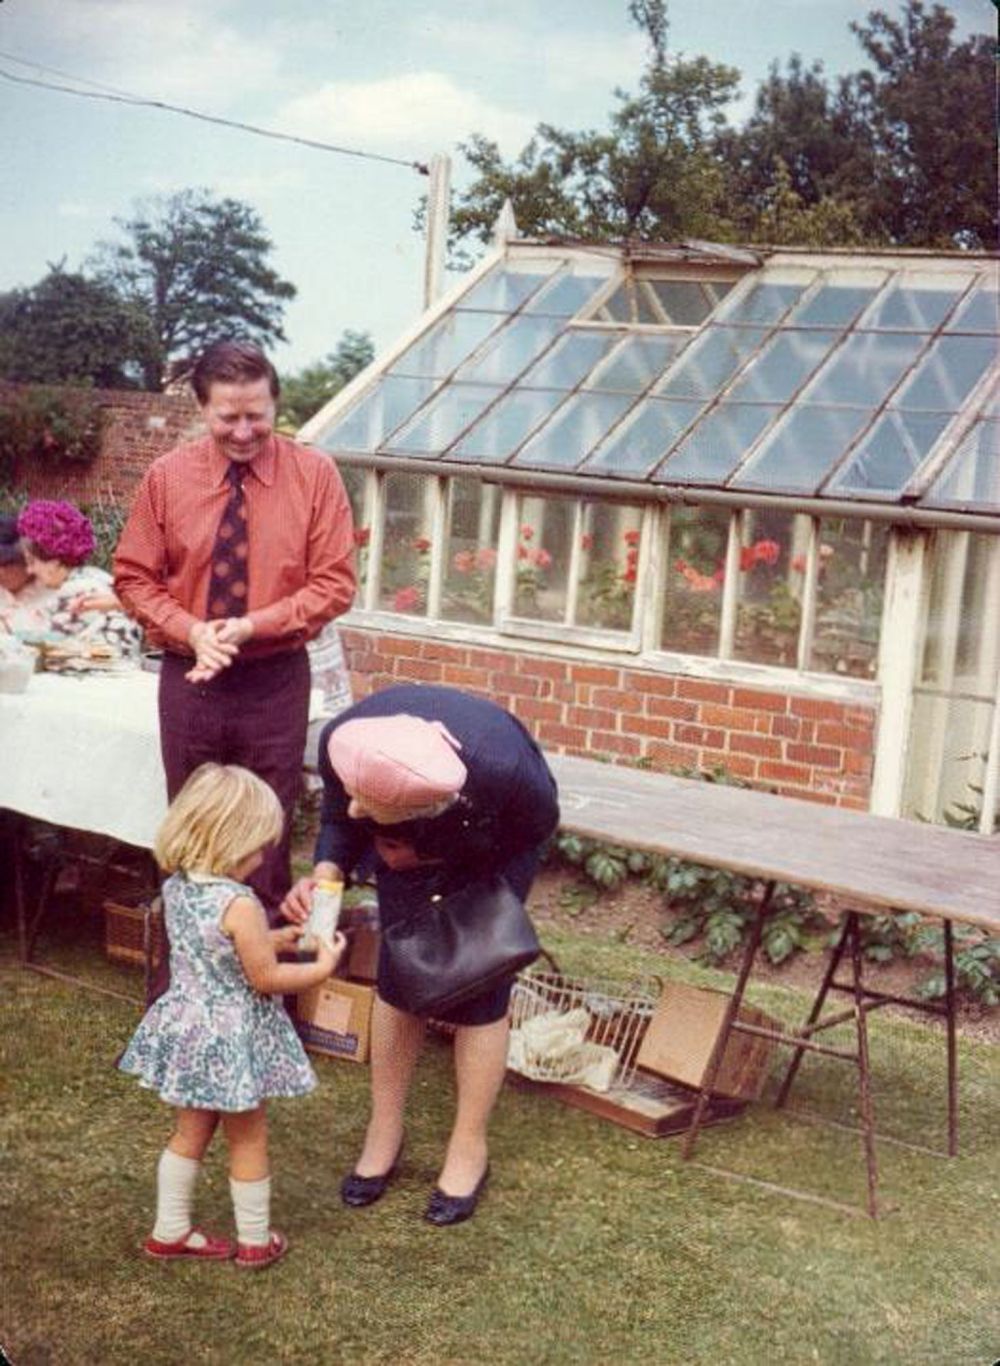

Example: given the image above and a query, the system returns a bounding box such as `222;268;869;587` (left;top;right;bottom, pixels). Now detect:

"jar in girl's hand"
300;879;344;955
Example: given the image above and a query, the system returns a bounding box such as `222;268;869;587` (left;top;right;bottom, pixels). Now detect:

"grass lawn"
2;914;999;1366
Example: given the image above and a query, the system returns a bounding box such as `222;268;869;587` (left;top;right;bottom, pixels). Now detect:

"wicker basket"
103;897;165;970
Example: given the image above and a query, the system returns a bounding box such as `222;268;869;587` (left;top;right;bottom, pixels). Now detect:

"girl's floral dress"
118;873;316;1110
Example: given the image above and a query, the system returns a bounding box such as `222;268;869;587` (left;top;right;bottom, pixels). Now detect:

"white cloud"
56;202;98;220
277;72;535;161
1;0;283;105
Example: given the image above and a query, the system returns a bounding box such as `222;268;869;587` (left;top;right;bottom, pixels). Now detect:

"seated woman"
15;500;142;657
0;514;59;634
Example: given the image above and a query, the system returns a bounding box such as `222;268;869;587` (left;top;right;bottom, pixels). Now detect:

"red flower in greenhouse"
475;547;497;570
580;533;594;551
452;550;474;574
623;567;637;584
413;536;431;553
517;544;530;560
624;529;640;547
520;524;534;541
393;585;421;612
533;548;552;570
752;538;780;566
353;527;370;547
791;553;807;573
626;546;638;566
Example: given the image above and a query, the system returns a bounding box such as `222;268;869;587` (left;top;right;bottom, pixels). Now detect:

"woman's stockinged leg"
437;1017;509;1196
353;996;425;1176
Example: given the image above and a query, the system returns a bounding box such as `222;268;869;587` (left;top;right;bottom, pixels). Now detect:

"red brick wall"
2;383;200;504
341;626;875;810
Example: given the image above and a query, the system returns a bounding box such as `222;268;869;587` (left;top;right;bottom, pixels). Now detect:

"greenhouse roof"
306;241;1000;519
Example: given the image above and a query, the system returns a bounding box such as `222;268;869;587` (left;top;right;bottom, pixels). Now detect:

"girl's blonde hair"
155;763;283;876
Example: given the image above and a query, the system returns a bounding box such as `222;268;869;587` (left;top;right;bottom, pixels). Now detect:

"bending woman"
282;682;559;1227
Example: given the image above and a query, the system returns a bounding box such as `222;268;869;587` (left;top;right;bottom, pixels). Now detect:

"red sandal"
143;1228;235;1261
234;1230;288;1270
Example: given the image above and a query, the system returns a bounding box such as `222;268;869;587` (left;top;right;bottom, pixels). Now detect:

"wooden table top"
548;754;999;932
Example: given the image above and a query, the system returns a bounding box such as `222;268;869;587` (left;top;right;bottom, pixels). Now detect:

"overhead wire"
0;52;430;175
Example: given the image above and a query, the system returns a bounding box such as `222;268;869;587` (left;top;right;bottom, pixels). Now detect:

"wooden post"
423;153;451;310
869;527;928;816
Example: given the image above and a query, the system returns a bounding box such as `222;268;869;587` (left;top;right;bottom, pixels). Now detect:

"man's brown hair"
191;340;280;404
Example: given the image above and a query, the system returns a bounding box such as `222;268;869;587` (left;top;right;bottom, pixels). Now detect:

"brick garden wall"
2;383;200;505
341;626;876;810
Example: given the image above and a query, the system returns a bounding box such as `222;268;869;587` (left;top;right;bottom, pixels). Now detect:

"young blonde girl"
118;763;345;1269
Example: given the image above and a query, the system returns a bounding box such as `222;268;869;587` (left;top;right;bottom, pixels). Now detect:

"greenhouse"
301;237;1000;831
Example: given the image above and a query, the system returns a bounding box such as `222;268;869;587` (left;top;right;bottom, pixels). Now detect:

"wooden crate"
103;899;164;970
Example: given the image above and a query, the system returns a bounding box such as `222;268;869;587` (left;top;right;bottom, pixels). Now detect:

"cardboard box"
294;979;374;1064
509;1070;745;1138
635;981;779;1101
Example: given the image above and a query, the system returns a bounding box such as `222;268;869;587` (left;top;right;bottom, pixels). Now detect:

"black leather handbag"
379;874;541;1016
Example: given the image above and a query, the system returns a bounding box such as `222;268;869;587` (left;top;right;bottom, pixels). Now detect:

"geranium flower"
393;585;421;612
353;526;370;547
623;529;640;547
752;538;780;566
580;533;594;551
533;548;552;570
474;547;497;570
623;567;637;584
452;550;474;574
520;524;534;541
413;536;431;553
791;553;807;573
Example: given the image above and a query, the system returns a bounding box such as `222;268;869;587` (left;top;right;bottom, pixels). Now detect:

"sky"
0;0;993;375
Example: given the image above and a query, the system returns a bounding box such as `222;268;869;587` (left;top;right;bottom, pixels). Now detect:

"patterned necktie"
206;463;250;618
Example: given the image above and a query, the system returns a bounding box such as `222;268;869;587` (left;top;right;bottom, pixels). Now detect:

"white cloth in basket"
507;1007;620;1092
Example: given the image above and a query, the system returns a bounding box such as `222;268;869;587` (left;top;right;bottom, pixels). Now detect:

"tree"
843;1;995;247
0;266;155;388
90;189;296;390
277;330;375;431
443;0;741;258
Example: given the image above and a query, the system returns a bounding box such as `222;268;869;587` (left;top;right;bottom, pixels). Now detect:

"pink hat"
327;715;467;808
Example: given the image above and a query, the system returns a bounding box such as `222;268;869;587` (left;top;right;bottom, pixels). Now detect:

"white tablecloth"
0;670;329;851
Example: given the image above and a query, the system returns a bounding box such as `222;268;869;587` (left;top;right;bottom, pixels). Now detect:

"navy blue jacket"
314;684;560;887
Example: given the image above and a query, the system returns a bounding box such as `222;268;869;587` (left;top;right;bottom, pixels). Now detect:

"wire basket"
508;966;659;1092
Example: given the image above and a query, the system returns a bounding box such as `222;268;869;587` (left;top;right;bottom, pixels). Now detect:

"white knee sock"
230;1175;271;1247
152;1149;201;1244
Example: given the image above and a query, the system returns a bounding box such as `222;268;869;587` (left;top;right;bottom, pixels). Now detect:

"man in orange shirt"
114;339;356;919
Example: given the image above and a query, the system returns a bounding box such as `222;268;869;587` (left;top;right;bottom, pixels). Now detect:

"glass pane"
337;465;370;595
810;519;888;679
827;410;951;497
903;693;994;824
860;273;971;330
587;334;689;393
514;392;633;469
644;279;715;326
891;334;997;412
523;271;610;317
597;281;636;323
923;420;1000;509
385;384;500;455
712;272;815;324
316;377;436;452
732;509;802;668
520;331;621;389
512;495;571;622
660;505;730;656
389;311;503;378
944;281;1000;333
584;397;704;478
441;477;502;626
656;326;769;399
573;502;643;631
456;261;560;311
800;331;925;406
786;272;887;328
456;316;564;384
734;406;874;492
725;330;841;402
655;403;781;483
379;472;432;616
449;389;567;462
